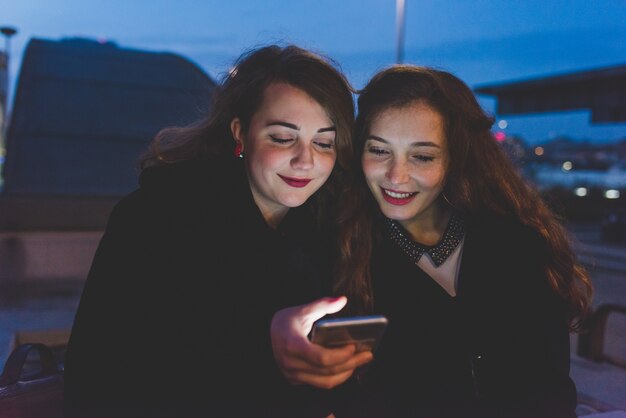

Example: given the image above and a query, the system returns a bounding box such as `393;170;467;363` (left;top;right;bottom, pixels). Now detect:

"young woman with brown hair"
64;44;370;417
335;65;592;417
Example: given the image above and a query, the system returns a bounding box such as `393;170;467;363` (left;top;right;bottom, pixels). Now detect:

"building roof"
474;63;626;123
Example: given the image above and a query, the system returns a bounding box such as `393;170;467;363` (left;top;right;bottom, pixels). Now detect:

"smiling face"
231;82;337;227
362;102;448;236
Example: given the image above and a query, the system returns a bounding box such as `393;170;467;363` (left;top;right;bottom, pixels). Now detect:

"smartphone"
309;315;388;353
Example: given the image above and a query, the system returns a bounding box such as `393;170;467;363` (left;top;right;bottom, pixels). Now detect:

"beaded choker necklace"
384;213;465;267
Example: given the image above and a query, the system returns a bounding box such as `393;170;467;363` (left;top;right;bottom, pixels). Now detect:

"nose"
387;158;410;185
291;142;314;170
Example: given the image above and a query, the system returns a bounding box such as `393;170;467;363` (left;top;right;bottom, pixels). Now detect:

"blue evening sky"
3;0;626;144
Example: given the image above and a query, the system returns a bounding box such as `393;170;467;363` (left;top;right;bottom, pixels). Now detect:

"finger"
286;368;356;389
315;350;373;375
283;350;373;377
300;296;347;323
290;340;357;366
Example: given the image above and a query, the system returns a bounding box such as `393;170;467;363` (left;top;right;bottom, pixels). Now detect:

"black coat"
64;157;334;417
338;215;577;418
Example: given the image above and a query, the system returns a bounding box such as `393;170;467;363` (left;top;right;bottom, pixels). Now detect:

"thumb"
303;296;347;321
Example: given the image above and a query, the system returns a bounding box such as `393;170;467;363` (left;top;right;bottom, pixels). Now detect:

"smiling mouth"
381;187;418;205
279;175;312;188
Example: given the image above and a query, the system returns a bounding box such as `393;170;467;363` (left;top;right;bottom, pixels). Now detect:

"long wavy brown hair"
335;66;592;331
139;44;355;226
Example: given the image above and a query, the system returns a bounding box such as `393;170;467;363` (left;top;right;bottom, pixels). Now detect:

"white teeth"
383;189;415;199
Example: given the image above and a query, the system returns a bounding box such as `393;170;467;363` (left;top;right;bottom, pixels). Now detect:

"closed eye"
367;146;389;156
414;155;435;162
270;135;293;144
314;141;334;149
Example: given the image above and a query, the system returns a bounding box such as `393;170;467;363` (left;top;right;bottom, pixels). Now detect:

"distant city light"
497;120;508;129
534;146;544;156
604;189;620;199
574;187;588;197
494;132;506;142
562;161;573;171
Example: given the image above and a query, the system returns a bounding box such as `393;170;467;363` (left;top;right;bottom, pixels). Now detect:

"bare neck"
400;200;451;246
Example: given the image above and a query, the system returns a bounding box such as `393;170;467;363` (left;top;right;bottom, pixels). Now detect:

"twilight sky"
3;0;626;144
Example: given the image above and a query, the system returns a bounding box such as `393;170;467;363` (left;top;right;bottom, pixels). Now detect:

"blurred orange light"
534;146;544;156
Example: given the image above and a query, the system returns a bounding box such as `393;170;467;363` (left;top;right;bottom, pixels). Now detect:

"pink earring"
234;142;243;159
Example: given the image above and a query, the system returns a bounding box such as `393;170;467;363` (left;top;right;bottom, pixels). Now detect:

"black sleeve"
64;191;166;417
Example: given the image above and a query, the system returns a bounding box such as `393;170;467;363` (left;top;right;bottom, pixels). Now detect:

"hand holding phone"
309;315;388;354
272;297;376;388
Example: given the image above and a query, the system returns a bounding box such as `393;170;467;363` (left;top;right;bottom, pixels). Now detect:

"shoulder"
466;213;545;252
462;213;550;292
108;157;245;231
138;156;239;196
139;156;246;210
464;213;547;265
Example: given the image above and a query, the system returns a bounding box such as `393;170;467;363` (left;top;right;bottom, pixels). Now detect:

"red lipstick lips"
381;187;417;205
279;174;312;188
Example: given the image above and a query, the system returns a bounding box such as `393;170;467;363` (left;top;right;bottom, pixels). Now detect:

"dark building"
0;37;216;229
474;63;626;124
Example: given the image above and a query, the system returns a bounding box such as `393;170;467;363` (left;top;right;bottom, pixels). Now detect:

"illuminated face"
362;102;448;237
231;82;336;226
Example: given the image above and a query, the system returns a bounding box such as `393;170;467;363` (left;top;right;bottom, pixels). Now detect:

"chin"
381;207;417;222
280;195;310;208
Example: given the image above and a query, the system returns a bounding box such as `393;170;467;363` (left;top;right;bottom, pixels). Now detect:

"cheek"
424;168;446;190
246;155;279;188
248;148;284;174
317;153;336;178
361;158;378;183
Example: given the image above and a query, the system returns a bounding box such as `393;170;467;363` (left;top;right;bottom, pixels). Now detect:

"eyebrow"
267;121;336;133
366;135;441;148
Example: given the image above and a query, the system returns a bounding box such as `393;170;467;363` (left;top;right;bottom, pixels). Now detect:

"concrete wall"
0;231;101;283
